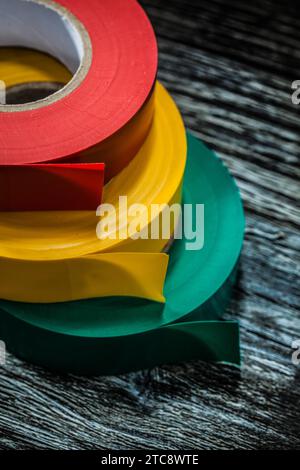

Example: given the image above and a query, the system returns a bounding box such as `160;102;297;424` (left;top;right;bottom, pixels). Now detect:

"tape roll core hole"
0;0;91;110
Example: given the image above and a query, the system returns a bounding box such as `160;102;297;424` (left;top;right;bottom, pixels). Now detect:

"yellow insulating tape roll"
0;49;187;304
0;47;72;87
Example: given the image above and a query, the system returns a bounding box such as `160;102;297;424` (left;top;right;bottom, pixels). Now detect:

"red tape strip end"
0;163;105;211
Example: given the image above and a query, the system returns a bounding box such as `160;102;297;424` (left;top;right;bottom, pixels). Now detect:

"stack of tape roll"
0;0;244;375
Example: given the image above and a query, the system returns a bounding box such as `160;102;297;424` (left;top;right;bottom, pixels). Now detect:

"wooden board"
0;0;299;450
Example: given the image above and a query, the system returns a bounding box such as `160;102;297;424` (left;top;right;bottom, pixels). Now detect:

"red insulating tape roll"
0;0;157;183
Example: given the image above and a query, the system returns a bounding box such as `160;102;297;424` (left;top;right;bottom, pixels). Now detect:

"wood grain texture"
0;0;299;450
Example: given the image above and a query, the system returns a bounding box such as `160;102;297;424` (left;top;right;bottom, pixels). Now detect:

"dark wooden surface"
0;0;299;450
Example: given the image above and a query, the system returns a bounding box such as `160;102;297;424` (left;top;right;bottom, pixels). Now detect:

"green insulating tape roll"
0;133;245;375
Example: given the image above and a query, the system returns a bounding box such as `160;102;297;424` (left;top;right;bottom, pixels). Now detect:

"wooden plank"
0;0;299;450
